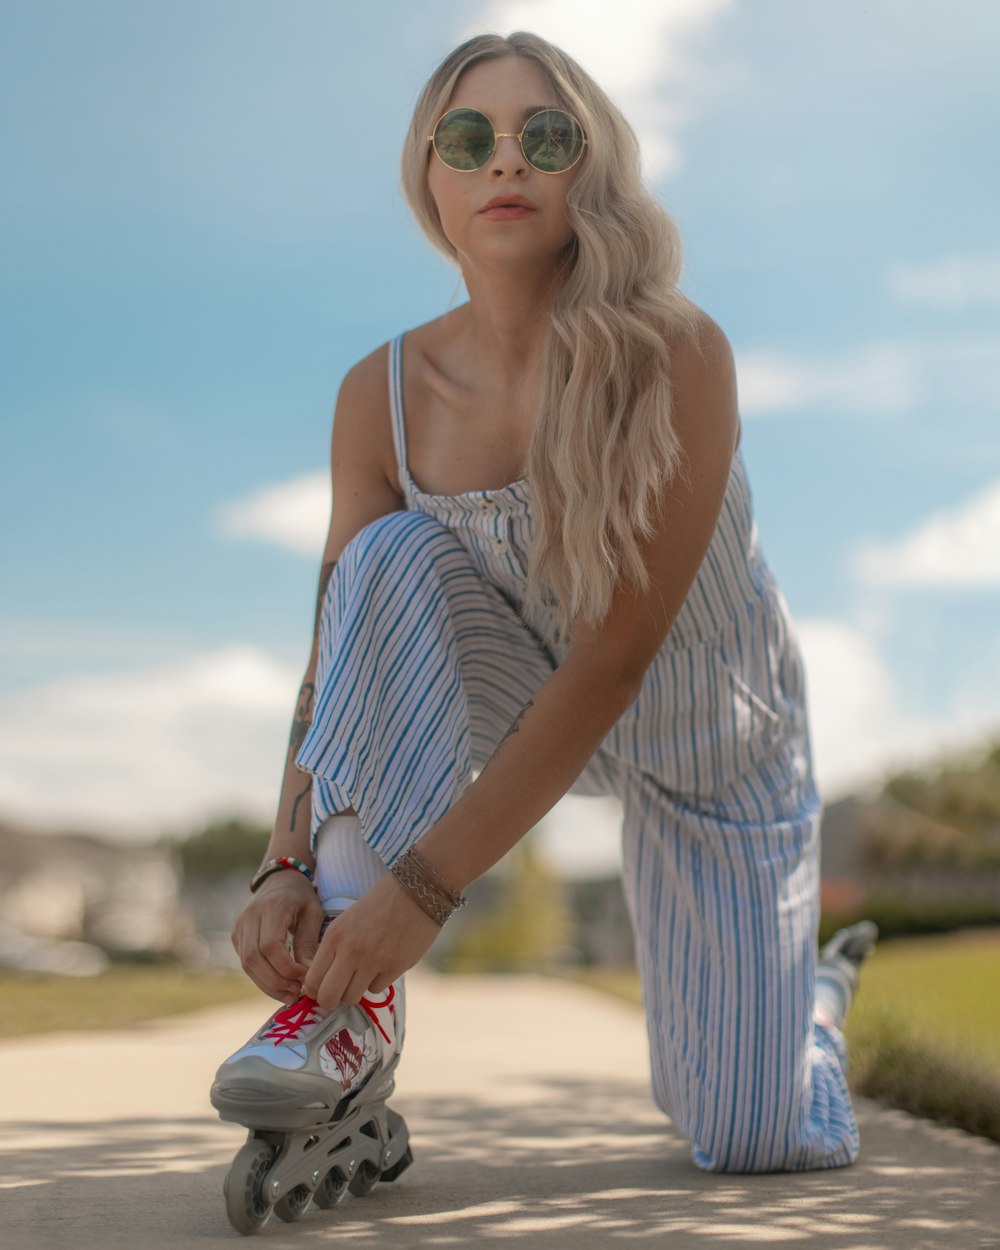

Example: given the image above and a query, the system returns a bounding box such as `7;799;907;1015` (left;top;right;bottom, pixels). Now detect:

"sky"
2;0;998;877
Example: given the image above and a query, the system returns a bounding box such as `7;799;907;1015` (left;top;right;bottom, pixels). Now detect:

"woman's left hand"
301;870;443;1008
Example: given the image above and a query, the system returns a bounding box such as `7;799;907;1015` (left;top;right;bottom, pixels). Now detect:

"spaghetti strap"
387;334;409;492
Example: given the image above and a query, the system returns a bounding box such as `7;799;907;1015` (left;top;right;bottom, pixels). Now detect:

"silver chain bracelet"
390;845;468;926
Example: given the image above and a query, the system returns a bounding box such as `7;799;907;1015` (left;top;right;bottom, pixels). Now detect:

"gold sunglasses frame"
426;107;588;175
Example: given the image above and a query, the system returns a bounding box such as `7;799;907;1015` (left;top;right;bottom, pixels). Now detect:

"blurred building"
0;820;194;973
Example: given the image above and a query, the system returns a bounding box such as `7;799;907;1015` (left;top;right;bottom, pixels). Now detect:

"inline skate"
210;919;411;1235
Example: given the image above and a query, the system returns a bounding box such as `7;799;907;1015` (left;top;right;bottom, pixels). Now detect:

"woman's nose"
487;134;527;175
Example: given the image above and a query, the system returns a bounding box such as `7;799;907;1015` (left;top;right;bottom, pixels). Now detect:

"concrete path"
2;969;998;1249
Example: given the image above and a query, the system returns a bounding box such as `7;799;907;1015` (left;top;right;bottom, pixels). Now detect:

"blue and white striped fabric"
295;331;860;1174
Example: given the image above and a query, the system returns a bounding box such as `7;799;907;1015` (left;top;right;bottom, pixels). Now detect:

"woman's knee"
344;508;449;564
339;509;462;593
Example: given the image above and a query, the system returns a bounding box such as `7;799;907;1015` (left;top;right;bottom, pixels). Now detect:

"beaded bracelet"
390;845;468;927
249;855;316;894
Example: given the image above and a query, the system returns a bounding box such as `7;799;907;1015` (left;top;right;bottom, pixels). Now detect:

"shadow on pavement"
3;1076;998;1248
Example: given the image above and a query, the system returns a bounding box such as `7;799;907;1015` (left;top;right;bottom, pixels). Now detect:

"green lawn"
0;965;267;1039
848;928;1000;1071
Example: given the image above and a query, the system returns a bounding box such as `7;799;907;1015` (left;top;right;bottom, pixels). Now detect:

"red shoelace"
262;986;396;1047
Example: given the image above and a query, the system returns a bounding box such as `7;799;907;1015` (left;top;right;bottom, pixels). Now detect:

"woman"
212;30;878;1196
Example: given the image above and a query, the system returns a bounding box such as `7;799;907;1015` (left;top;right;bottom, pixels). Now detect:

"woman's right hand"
231;871;325;1004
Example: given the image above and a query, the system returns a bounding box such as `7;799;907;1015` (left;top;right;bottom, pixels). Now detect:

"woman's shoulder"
671;302;742;458
342;310;463;381
664;293;727;353
663;303;738;429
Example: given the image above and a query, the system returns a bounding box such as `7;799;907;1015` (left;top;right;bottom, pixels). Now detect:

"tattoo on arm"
287;680;316;763
481;698;535;776
289;779;312;833
278;561;337;840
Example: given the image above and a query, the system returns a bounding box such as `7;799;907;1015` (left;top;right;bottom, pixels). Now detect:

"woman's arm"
258;557;336;875
233;346;406;1000
229;572;332;1005
416;647;639;891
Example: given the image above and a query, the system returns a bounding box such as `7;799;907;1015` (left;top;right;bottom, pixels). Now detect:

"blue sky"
2;0;998;874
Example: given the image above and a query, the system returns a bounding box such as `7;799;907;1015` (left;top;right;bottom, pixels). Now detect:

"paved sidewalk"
2;969;998;1248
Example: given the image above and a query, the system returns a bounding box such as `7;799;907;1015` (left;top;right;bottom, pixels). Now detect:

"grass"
847;928;1000;1071
0;964;266;1040
567;927;1000;1144
845;929;1000;1141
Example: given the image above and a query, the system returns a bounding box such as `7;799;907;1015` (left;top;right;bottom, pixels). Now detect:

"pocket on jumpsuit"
605;629;787;804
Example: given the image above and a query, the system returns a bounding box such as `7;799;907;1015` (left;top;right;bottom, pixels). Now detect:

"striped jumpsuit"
295;332;861;1174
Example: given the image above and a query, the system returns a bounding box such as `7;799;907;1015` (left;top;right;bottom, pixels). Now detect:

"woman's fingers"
302;934;370;1008
341;969;375;1007
292;909;322;968
301;954;331;1003
239;942;300;1002
233;900;314;1002
310;964;370;1010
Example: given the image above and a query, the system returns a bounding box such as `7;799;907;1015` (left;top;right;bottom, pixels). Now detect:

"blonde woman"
211;31;878;1228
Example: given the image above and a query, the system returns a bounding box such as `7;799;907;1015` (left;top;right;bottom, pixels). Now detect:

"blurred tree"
440;836;574;973
865;736;1000;868
166;817;271;881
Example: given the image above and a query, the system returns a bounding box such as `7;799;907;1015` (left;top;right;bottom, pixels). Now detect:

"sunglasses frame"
426;107;588;175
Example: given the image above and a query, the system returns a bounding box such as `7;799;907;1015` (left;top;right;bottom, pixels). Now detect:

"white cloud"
736;331;1000;420
736;341;919;416
849;477;1000;589
796;616;999;802
0;646;301;840
215;471;330;556
463;0;735;181
889;252;1000;311
0;619;190;668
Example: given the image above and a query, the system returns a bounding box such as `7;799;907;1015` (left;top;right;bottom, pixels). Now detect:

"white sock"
315;811;387;907
814;957;856;1031
813;920;879;1031
313;811;406;1041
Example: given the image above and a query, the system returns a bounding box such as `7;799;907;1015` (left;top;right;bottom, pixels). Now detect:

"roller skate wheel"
348;1159;381;1197
312;1167;349;1209
223;1139;276;1235
273;1183;312;1223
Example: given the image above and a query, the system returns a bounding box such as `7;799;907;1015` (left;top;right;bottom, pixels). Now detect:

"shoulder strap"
387;334;409;488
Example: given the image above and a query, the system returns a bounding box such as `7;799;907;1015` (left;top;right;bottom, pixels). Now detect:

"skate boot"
820;918;879;972
211;912;411;1235
814;918;880;1035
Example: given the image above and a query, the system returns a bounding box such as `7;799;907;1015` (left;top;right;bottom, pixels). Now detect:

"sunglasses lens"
522;109;585;172
433;109;494;170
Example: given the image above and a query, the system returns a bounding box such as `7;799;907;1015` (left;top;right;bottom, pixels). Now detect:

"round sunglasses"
427;107;588;174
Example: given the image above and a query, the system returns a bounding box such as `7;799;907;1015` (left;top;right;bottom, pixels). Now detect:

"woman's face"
426;56;581;272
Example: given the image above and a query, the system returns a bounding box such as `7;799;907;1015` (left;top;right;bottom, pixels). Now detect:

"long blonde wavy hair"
400;31;705;647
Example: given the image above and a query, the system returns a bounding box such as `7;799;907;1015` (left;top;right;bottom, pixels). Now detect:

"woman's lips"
479;205;536;219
